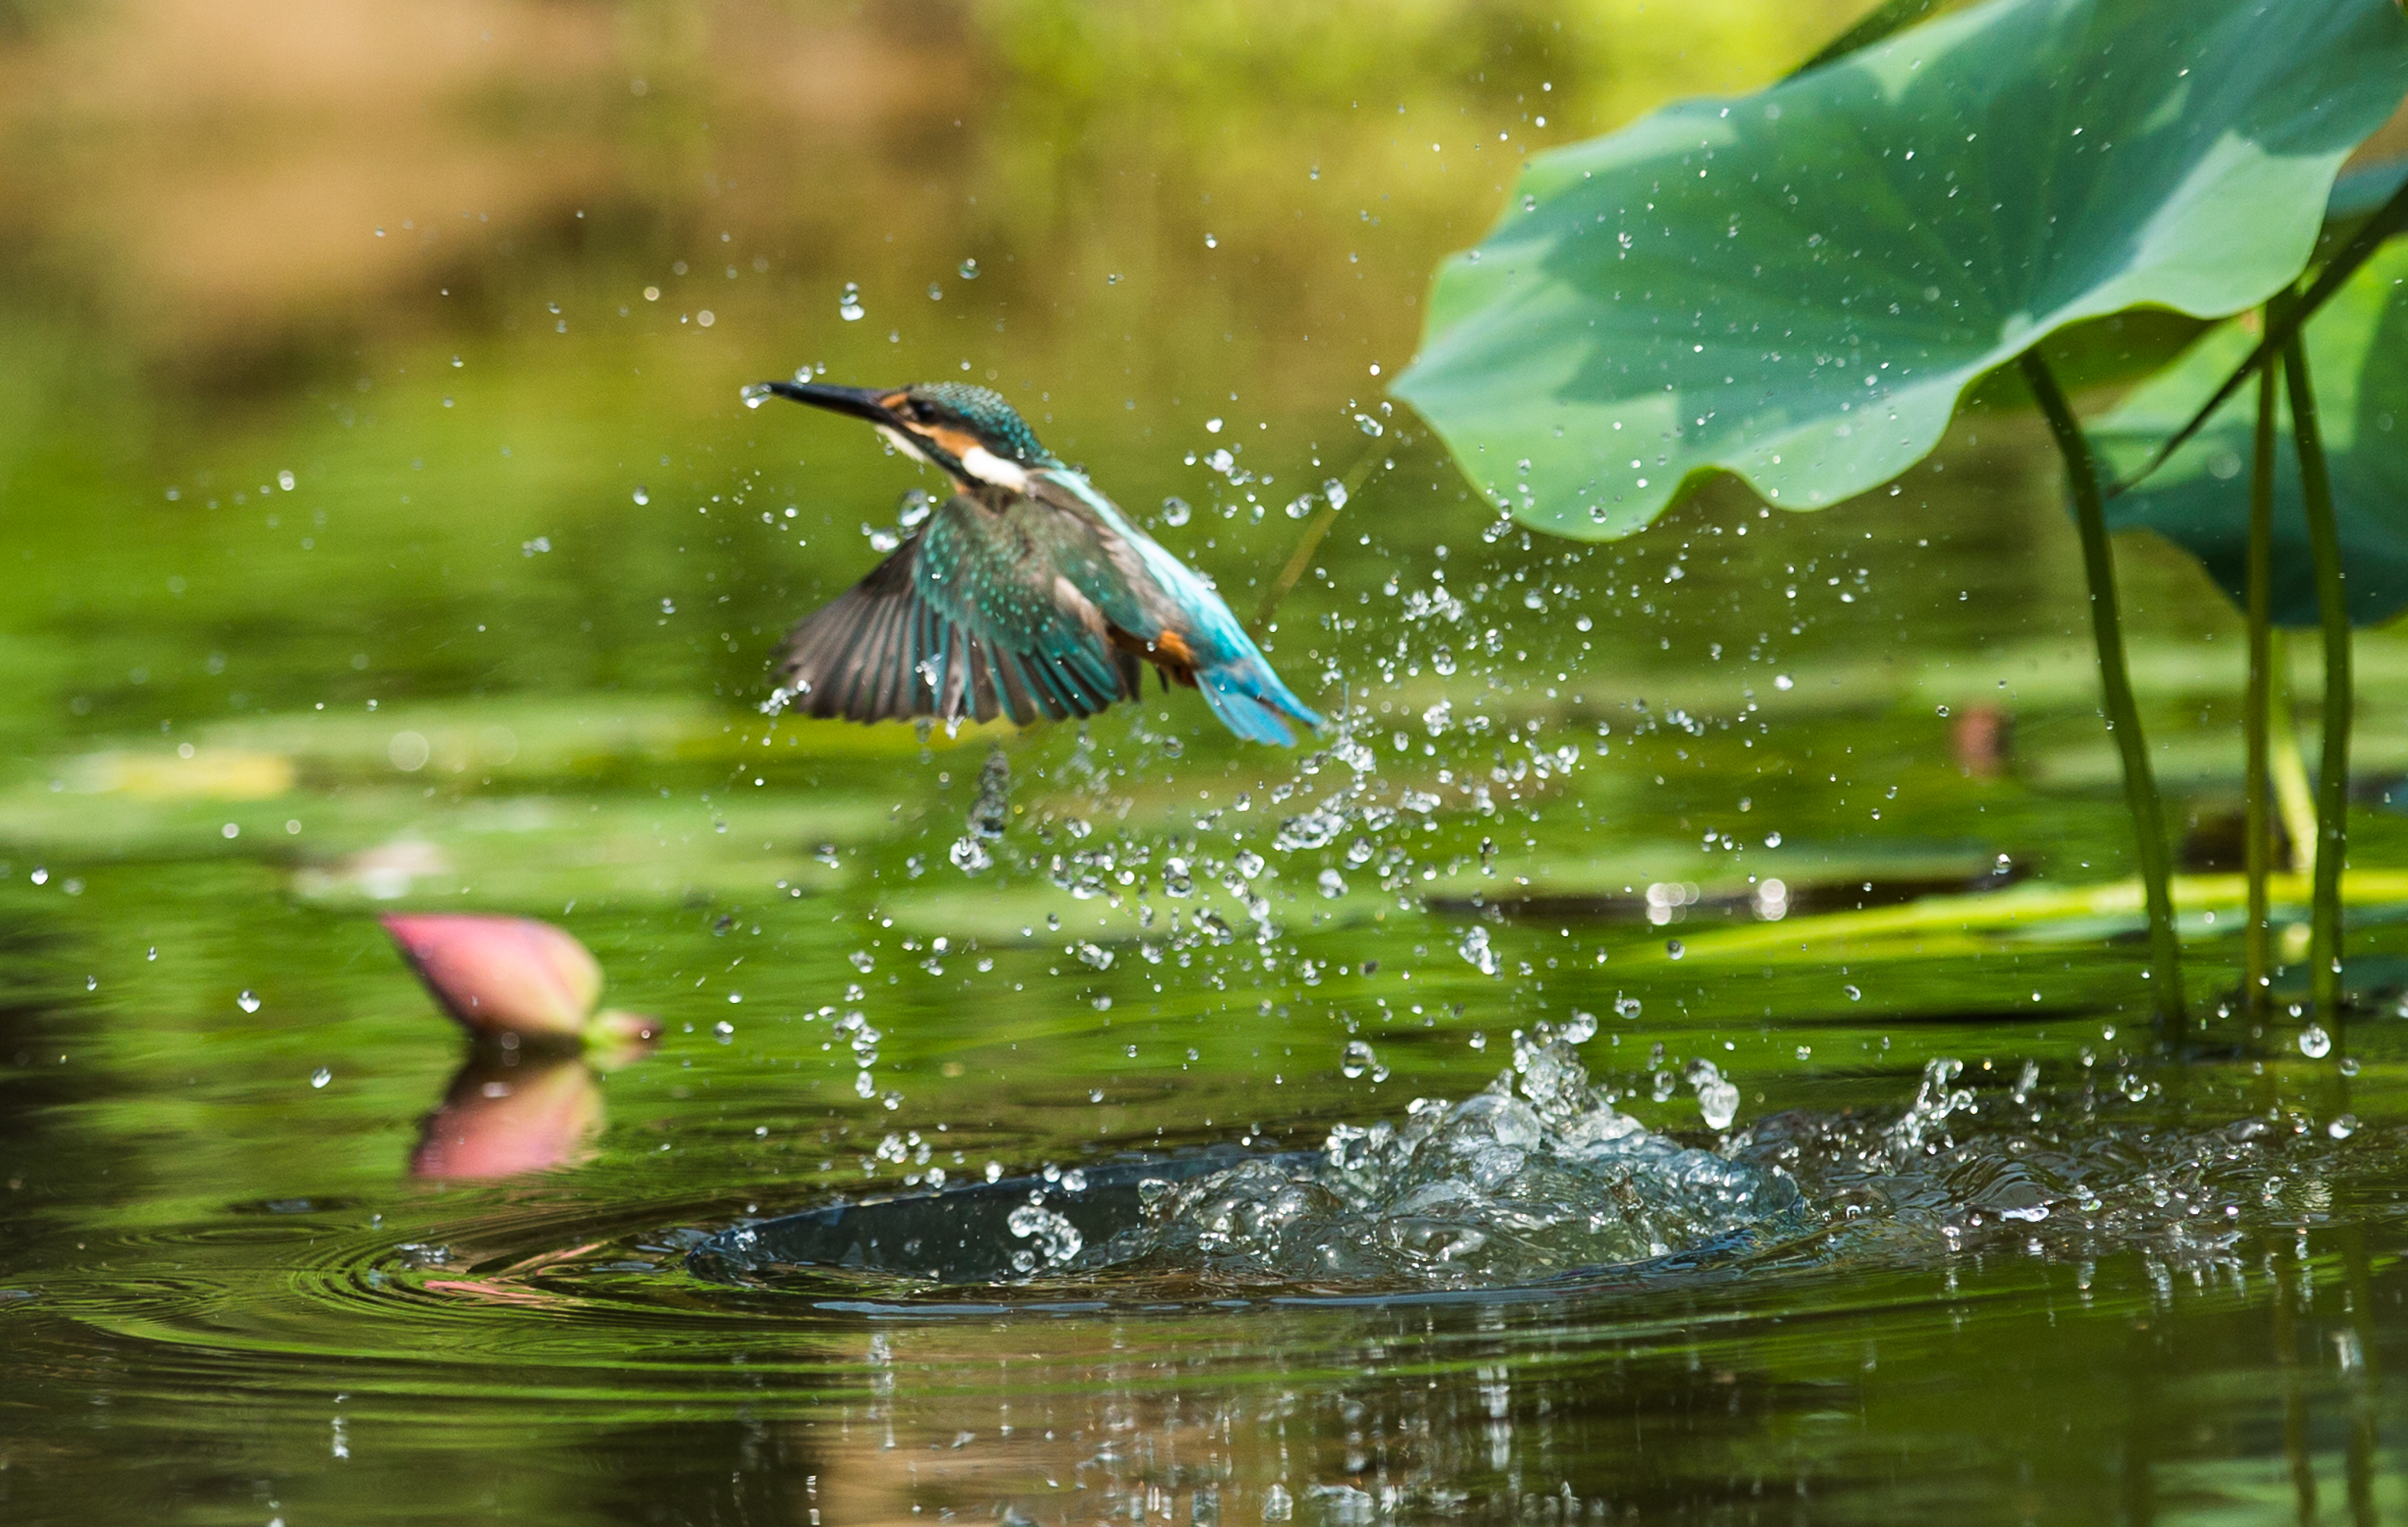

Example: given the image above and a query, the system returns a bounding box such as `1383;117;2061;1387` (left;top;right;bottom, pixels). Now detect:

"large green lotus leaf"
1392;0;2408;540
2095;240;2408;627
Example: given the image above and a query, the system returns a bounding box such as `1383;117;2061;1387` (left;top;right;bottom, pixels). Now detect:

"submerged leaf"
1393;0;2408;538
2096;241;2408;626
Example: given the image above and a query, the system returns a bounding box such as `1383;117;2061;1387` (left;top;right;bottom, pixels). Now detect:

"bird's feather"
771;496;1140;725
1025;469;1324;743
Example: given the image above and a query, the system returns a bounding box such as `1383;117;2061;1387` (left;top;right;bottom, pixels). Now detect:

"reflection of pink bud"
382;914;601;1040
409;1057;602;1179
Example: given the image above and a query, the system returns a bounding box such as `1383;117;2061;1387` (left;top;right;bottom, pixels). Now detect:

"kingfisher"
740;379;1323;745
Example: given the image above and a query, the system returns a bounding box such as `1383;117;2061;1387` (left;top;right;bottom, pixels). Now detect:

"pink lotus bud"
381;914;603;1041
410;1057;603;1179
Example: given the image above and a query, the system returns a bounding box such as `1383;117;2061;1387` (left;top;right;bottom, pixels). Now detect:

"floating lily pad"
1393;0;2408;538
2094;240;2408;626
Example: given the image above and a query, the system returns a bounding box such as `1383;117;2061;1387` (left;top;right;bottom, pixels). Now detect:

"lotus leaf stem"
2278;310;2351;1031
2244;349;2276;1021
2019;350;2185;1034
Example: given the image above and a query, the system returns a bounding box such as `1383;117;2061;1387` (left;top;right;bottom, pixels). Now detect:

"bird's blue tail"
1195;656;1324;746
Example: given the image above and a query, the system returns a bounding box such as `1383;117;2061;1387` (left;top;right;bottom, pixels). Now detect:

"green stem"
2115;172;2408;497
2019;351;2186;1034
2271;1256;2319;1523
1249;443;1388;638
2280;316;2352;1031
2243;350;2276;1022
2268;633;2319;875
1788;0;1946;77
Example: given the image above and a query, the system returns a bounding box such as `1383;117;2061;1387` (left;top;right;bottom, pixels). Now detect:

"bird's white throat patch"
878;425;1029;492
958;445;1031;492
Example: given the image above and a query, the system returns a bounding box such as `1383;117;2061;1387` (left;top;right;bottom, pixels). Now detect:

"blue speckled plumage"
745;379;1323;745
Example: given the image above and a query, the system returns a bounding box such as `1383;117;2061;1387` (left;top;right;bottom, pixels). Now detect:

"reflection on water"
11;1052;2406;1523
410;1051;608;1180
4;0;2408;1522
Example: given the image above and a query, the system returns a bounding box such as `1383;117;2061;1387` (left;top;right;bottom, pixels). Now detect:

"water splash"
1094;1025;1799;1287
950;750;1010;874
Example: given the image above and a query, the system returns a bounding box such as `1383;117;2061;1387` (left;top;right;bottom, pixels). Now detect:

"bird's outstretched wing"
771;496;1139;725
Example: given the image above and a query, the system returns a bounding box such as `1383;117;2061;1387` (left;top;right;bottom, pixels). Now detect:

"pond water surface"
5;3;2408;1523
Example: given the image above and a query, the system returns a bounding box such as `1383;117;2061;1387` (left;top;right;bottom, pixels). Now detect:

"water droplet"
839;282;865;321
1007;1202;1084;1267
2328;1113;2358;1140
309;1067;331;1089
238;990;261;1014
1844;984;1862;1001
633;486;650;505
1317;868;1347;899
1687;1060;1740;1130
1666;939;1684;960
1457;926;1500;975
1160;496;1191;527
927;282;943;301
1341;1039;1382;1080
2299;1024;2332;1059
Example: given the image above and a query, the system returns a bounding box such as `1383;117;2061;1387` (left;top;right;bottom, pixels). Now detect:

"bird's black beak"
741;379;902;425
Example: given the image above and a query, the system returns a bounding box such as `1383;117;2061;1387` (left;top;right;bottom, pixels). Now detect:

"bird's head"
742;379;1059;491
